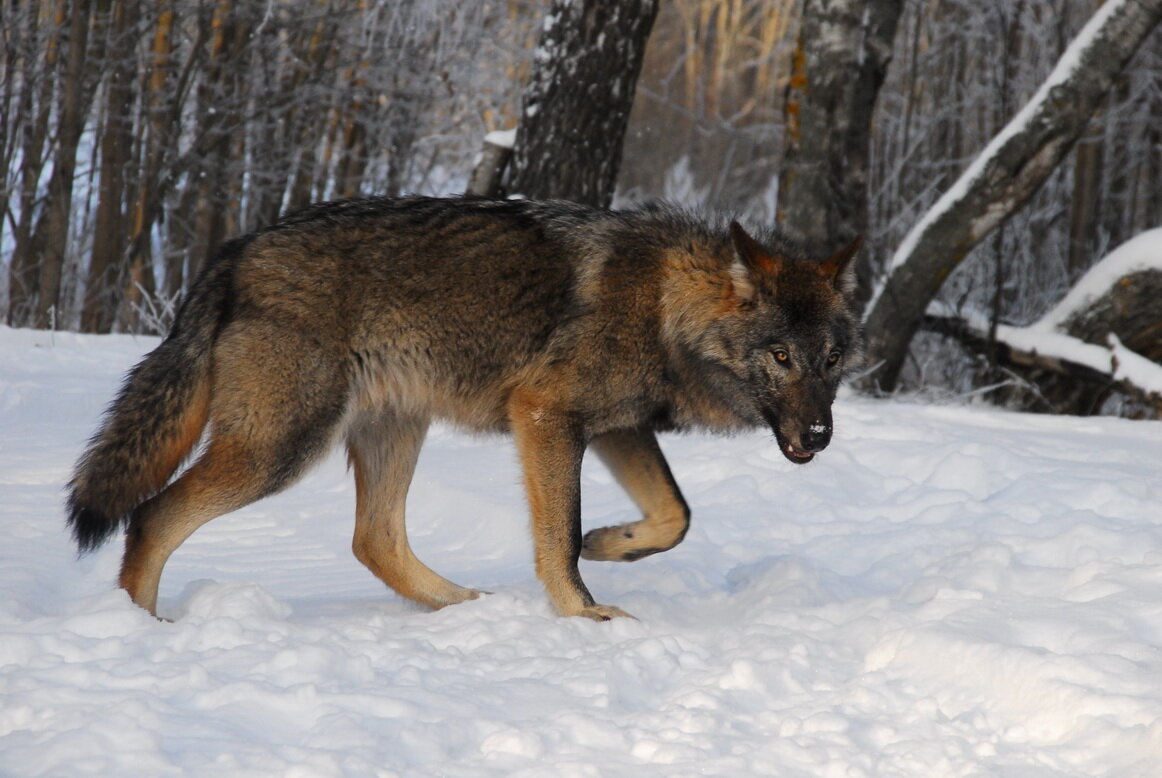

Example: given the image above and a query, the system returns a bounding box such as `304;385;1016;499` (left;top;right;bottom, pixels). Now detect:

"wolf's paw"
580;525;624;561
581;524;666;562
576;603;636;622
429;586;490;610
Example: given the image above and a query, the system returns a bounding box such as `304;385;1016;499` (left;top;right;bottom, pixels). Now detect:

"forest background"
2;0;1161;413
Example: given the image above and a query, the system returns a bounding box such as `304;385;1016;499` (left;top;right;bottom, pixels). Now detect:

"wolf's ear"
729;221;780;276
820;235;862;290
729;221;780;302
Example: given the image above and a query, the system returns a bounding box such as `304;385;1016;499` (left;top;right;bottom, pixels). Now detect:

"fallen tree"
923;229;1162;416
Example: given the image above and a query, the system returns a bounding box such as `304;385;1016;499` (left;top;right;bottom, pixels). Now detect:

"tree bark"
82;0;136;333
862;0;1162;392
6;1;62;326
30;0;93;328
1068;129;1103;279
778;0;902;289
163;0;242;295
502;0;659;207
117;0;177;331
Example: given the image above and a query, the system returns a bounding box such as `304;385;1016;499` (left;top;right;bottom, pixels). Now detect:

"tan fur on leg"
347;410;481;609
509;388;632;621
582;428;690;562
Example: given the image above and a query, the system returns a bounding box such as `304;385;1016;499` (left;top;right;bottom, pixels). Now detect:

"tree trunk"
30;0;93;329
164;0;241;293
7;1;62;326
82;0;136;333
467;133;515;197
0;3;39;313
863;0;1162;393
117;0;176;331
502;0;659;207
778;0;902;293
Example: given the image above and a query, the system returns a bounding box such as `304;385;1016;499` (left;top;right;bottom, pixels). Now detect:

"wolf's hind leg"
347;410;481;610
118;320;353;617
581;428;690;562
121;433;326;617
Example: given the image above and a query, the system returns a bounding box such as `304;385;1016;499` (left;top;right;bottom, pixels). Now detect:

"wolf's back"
67;243;239;553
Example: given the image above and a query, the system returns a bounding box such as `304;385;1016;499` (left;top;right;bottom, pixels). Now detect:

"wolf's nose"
799;424;831;453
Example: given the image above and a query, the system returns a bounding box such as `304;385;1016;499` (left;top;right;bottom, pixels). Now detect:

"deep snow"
2;327;1161;777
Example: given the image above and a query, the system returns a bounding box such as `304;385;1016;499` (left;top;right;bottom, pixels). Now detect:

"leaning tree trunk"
862;0;1162;392
778;0;902;300
502;0;659;207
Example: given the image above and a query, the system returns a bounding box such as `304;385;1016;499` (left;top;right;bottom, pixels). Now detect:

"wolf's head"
661;220;864;464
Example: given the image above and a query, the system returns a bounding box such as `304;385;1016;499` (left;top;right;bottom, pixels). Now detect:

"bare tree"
83;0;138;333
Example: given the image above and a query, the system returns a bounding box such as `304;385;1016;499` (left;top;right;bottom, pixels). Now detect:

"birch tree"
778;0;902;286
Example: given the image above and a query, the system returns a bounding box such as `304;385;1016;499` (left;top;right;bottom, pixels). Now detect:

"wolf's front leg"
582;428;690;562
508;389;633;621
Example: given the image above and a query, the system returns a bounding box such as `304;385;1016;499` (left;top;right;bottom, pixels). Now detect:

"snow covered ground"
2;326;1161;777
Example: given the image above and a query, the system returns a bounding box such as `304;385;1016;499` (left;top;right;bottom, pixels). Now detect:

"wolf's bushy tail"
67;249;237;553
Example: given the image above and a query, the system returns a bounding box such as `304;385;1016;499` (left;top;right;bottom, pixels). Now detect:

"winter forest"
6;4;1162;775
3;0;1162;415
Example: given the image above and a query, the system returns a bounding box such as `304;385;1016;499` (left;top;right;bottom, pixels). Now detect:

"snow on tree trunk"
1026;228;1162;413
862;0;1162;392
778;0;902;291
1049;269;1162;415
467;130;515;197
925;228;1162;415
503;0;659;207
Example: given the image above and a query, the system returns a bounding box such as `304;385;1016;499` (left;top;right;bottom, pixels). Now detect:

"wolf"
68;196;863;621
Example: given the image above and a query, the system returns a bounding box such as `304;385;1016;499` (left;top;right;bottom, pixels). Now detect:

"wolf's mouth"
772;428;817;464
767;413;820;465
783;442;815;464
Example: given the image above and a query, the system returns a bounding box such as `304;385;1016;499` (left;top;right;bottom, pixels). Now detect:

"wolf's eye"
826;350;842;367
772;348;790;365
